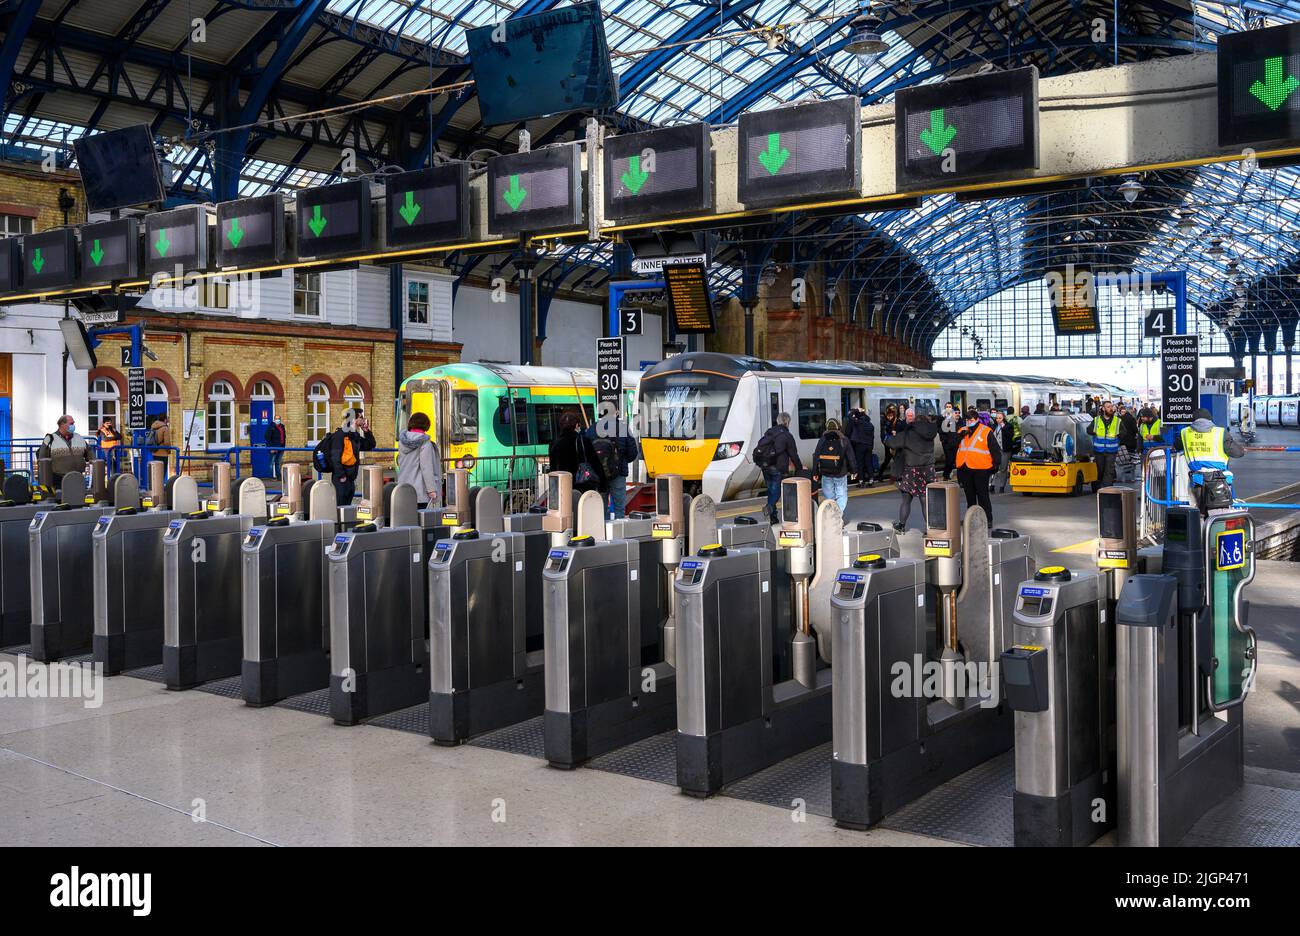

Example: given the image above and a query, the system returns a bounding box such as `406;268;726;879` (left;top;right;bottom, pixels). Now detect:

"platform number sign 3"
1216;529;1246;571
621;307;643;336
1144;308;1173;338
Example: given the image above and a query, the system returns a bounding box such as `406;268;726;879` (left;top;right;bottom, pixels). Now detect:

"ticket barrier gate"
1115;507;1255;846
831;482;1031;829
676;486;897;797
0;472;52;648
29;468;115;661
241;477;339;705
327;483;427;725
93;467;196;674
542;489;674;768
162;472;268;689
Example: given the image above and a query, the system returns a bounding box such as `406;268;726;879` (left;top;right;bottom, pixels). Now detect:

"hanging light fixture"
1208;237;1225;257
845;6;889;63
1117;174;1145;204
1177;212;1196;232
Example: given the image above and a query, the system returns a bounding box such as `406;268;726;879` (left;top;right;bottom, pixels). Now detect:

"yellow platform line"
1052;537;1099;554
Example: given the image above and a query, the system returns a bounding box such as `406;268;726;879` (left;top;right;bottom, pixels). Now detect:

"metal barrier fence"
1141;444;1300;527
444;453;548;513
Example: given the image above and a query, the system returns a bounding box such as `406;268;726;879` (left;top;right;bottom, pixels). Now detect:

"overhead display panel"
1218;22;1300;146
383;163;471;249
216;193;286;269
603;123;712;223
79;218;140;286
1047;264;1100;335
145;205;209;279
663;262;715;334
0;237;21;294
895;67;1039;190
73;125;165;213
21;228;78;293
737;96;860;208
487;145;583;237
296;180;372;259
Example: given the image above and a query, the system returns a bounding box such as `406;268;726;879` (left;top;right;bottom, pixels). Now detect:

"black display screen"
216;193;286;268
895;66;1039;190
603;123;711;223
80;218;140;285
21;228;78;292
144;205;208;278
487;145;583;237
656;476;670;513
1047;265;1100;335
737;96;860;208
296;180;372;259
781;482;800;524
1098;493;1124;540
383;163;470;249
1218;22;1300;146
662;262;715;334
73;125;165;213
0;237;23;294
927;486;947;529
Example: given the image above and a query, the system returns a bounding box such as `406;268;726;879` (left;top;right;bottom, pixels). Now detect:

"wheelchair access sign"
1215;529;1246;571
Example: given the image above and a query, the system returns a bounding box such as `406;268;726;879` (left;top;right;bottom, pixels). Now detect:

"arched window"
306;381;330;444
342;381;365;418
207;379;235;447
88;377;119;432
250;380;274;400
145;378;168;401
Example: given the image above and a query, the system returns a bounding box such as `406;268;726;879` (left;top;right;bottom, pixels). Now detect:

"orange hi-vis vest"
956;423;994;470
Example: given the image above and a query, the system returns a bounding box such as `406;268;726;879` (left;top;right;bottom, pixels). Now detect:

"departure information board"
737;96;860;207
1047;265;1100;335
216;193;286;268
383;163;470;248
296;180;372;259
487;145;583;237
80;218;140;285
145;205;208;278
21;228;78;293
603;123;712;223
1218;22;1300;146
0;237;21;294
895;67;1039;190
663;262;715;334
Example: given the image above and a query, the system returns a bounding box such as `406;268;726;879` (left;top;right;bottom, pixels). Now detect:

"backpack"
752;429;780;470
339;435;357;468
591;436;621;480
816;432;847;476
143;429;158;447
312;430;337;473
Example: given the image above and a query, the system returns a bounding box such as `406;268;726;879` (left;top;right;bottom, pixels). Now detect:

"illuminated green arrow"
919;109;957;156
89;239;104;266
31;248;44;274
307;205;327;237
502;175;528;211
154;229;171;257
757;133;789;175
226;217;245;247
621;155;649;194
398;191;421;226
1249;56;1299;111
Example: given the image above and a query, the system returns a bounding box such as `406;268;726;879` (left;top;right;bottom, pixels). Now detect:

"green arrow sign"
502;175;528;211
398;191;421;226
226;217;245;248
919;108;957;156
307;205;327;237
757;133;790;175
31;248;44;274
621;155;649;194
1249;56;1299;111
154;229;171;257
89;239;104;266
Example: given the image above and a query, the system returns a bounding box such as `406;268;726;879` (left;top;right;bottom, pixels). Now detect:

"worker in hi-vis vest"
1086;399;1121;489
1174;407;1246;512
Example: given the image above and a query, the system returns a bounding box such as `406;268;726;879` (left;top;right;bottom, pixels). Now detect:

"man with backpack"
38;415;92;490
586;412;638;518
812;417;857;514
753;413;802;524
323;407;376;506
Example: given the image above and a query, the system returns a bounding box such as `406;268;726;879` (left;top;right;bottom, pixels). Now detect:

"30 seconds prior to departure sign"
487;144;583;237
663;262;715;334
1218;22;1300;146
216;193;286;268
603;123;712;223
895;66;1039;190
737;96;860;208
383;163;470;249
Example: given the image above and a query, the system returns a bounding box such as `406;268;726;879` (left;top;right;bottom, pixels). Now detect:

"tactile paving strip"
469;716;546;760
722;743;833;816
123;664;167;683
367;703;430;736
879;750;1015;847
194;675;244;699
60;653;95;666
1181;782;1300;847
276;688;332;717
585;731;677;785
0;644;30;656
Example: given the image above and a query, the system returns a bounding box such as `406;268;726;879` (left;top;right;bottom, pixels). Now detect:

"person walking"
264;416;287;478
846;408;875;487
956;406;1000;524
886;409;937;533
95;418;123;474
396;412;443;509
586;415;638;518
876;404;900;481
547;410;605;496
991;410;1018;493
753;413;802;523
939;403;960;481
812;417;857;514
38;415;92;490
1087;399;1121;489
327;407;377;506
1116;404;1140;483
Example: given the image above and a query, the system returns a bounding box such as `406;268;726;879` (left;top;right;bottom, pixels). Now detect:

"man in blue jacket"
587;413;639;519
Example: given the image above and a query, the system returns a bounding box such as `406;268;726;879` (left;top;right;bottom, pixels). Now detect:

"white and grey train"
1230;395;1300;428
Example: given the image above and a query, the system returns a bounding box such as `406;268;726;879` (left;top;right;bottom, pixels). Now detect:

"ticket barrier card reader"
1;481;51;648
542;536;676;768
93;507;184;674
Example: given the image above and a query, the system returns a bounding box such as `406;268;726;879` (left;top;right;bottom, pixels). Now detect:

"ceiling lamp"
1176;213;1196;232
1117;174;1145;204
1208;237;1225;257
846;11;889;63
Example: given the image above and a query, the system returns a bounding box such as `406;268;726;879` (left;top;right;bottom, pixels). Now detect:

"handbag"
573;436;597;486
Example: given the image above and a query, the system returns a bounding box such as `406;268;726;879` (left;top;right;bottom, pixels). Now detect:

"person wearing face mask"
38;415;92;490
955;406;1000;524
264;415;287;477
328;407;377;506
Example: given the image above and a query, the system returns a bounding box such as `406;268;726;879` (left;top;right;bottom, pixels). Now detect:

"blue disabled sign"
1215;529;1246;571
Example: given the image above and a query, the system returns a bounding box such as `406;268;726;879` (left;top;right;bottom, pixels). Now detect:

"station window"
342;381;365;411
798;398;826;439
407;281;429;324
451;391;478;443
306;382;330;444
0;214;34;236
206;380;235;448
251;380;274;400
294;272;322;317
88;377;120;432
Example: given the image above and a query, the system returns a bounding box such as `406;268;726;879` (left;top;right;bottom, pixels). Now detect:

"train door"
762;378;781;430
401;378;452;455
841;387;864;423
949;389;966;413
1267;398;1280;427
1282;398;1298;427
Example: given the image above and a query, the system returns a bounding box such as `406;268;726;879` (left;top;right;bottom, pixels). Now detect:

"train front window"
451;391;479;443
640;374;735;440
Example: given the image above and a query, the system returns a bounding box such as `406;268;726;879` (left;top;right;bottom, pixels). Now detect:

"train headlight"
713;441;743;460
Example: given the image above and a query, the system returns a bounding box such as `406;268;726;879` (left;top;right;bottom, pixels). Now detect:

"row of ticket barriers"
0;456;1259;846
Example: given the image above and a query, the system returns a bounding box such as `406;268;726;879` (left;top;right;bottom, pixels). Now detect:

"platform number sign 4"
1216;529;1246;571
621;307;643;336
1144;308;1173;338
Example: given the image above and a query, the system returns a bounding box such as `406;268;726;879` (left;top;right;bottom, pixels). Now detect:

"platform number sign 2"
621;307;643;336
1144;308;1173;338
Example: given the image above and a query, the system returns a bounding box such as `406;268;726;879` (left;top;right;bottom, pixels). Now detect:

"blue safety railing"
1142;443;1300;511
